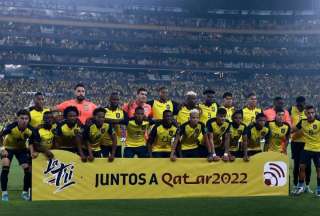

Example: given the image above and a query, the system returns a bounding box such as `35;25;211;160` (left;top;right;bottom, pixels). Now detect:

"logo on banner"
43;159;75;193
263;161;287;187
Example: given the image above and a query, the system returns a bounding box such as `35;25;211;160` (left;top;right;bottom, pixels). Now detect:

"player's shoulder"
207;118;217;124
3;122;18;131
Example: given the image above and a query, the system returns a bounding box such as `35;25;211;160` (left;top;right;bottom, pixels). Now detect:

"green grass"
1;156;320;216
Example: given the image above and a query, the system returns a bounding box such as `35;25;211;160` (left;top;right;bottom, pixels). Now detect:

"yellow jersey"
244;124;270;151
105;107;127;146
83;122;115;151
55;121;82;149
267;121;290;152
179;122;206;150
177;106;194;125
2;122;37;150
242;107;262;126
290;106;306;142
296;119;320;152
149;123;178;152
229;122;246;151
199;102;219;124
221;106;235;122
124;119;150;148
206;118;230;148
147;100;179;120
29;107;50;128
36;124;57;150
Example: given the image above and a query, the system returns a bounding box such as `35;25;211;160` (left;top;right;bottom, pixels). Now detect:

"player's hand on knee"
87;155;94;162
170;152;177;162
80;154;87;162
228;154;235;162
212;154;220;162
222;153;229;162
45;150;54;160
243;155;250;162
108;155;114;162
1;149;8;158
207;155;214;162
31;151;39;159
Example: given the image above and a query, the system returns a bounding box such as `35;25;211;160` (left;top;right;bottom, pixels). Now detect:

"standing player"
123;88;152;118
147;87;179;122
29;92;50;128
122;107;150;158
264;108;290;153
227;110;248;161
55;106;86;162
56;83;97;125
199;89;219;124
293;105;320;196
177;91;199;125
221;92;235;122
206;108;230;161
83;108;117;161
242;93;262;126
104;92;128;158
264;97;291;126
147;110;178;158
171;109;209;160
0;110;36;201
289;96;312;193
243;113;270;157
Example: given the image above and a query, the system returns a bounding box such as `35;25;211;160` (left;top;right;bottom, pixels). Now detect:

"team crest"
313;124;317;130
83;104;89;111
166;104;171;110
116;113;121;118
261;131;266;136
100;128;106;134
169;130;174;136
281;128;286;134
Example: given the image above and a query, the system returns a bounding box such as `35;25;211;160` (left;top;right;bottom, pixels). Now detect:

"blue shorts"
230;150;243;158
300;150;320;168
152;152;171;158
291;142;305;159
100;146;122;158
124;146;148;158
82;149;102;158
198;145;208;158
1;149;30;165
181;148;199;158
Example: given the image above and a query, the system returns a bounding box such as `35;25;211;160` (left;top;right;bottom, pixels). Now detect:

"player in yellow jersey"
0;110;37;201
176;91;199;125
264;108;290;153
147;110;178;158
227;110;248;161
206;108;230;161
293;105;320;196
29;92;50;128
103;92;128;157
221;92;235;122
147;87;179;122
55;106;86;162
199;89;219;124
83;108;117;161
122;107;150;158
289;96;312;192
243;113;270;158
171;109;208;160
30;111;56;160
242;93;262;126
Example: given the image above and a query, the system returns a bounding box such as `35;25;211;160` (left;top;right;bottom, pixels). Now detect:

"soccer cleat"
292;187;304;196
2;192;9;201
304;185;313;194
21;191;30;201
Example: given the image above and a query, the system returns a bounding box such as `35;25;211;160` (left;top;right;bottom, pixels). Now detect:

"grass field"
0;157;320;216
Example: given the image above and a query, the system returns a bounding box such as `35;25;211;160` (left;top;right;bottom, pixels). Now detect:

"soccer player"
55;106;86;162
147;87;179;122
264;97;291;126
176;91;199;125
293;105;320;196
29;92;50;128
171;109;209;160
199;89;219;124
56;83;97;124
206;108;230;161
123;88;152;118
289;96;312;192
104;92;128;158
227;110;248;161
30;111;56;160
83;108;117;162
147;110;178;158
122;107;150;158
264;108;290;153
242;93;262;126
0;110;36;201
243;113;270;157
221;92;235;122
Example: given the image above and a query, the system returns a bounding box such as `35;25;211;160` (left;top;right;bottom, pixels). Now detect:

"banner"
32;151;289;200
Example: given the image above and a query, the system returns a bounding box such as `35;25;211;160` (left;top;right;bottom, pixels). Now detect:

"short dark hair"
203;89;215;95
296;96;306;103
232;110;243;119
63;106;79;118
34;92;43;97
43;111;53;116
159;86;167;92
110;92;119;97
247;92;256;98
93;107;106;116
305;105;315;110
274;96;283;101
135;106;144;113
217;108;227;116
275;108;285;114
223;92;233;98
256;113;266;120
16;109;30;119
74;83;85;90
137;88;147;94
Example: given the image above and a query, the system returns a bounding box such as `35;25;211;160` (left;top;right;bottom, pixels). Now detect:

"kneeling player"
170;109;209;160
55;106;86;162
83;108;117;162
0;110;36;201
147;110;178;158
